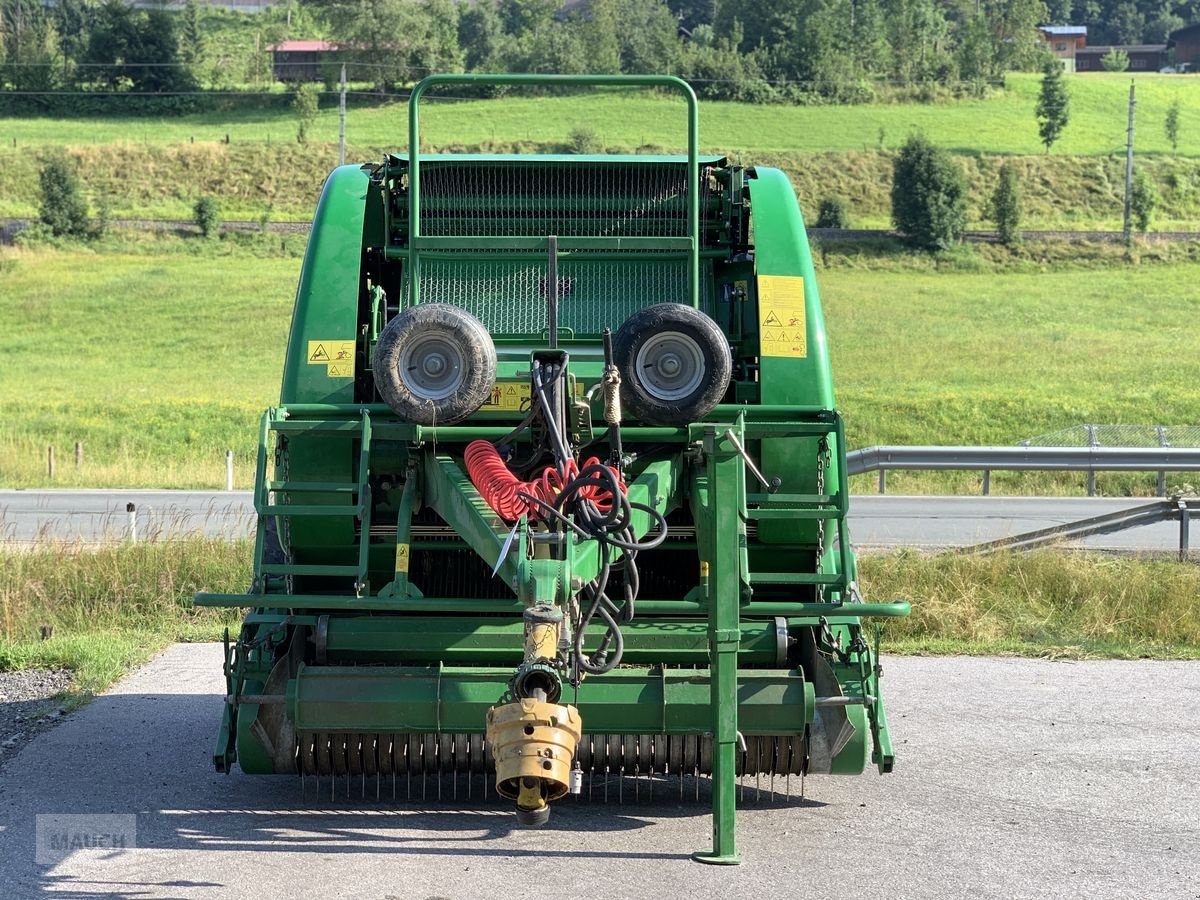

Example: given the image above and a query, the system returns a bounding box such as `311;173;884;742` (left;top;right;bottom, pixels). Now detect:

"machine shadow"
13;690;825;878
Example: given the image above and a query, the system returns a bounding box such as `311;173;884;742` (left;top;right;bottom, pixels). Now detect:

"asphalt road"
0;490;1188;552
0;644;1196;898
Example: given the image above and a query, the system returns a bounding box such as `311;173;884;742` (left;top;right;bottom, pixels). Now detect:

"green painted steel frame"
288;665;813;736
406;74;701;309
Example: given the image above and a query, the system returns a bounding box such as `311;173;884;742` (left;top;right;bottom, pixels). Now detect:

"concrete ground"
0;644;1197;899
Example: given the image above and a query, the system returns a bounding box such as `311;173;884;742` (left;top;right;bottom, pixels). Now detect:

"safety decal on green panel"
757;275;807;359
307;340;356;379
395;543;410;574
482;381;584;412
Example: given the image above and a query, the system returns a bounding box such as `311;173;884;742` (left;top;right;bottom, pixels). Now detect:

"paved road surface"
0;490;1188;552
0;645;1195;898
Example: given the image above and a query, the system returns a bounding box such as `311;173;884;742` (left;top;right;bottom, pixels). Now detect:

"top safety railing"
404;74;702;309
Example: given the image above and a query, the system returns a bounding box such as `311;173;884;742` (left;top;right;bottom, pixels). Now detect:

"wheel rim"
398;332;466;401
633;330;705;402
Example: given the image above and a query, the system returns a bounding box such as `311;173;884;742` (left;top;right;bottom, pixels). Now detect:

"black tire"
613;303;732;426
373;303;497;425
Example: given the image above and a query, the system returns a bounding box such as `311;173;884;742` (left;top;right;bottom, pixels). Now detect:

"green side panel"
747;167;836;545
280;165;370;405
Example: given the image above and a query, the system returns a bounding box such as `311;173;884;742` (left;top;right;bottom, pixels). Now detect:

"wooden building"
1075;44;1169;72
1038;26;1088;71
268;40;335;82
1169;23;1200;69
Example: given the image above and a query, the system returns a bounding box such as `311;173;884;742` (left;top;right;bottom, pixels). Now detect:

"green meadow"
4;74;1198;156
2;235;1197;494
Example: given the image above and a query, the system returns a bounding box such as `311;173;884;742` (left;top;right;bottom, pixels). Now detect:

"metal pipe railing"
406;74;701;309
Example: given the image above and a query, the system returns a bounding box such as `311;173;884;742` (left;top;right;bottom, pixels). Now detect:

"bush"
890;135;967;251
193;196;222;239
1130;171;1157;232
1101;49;1130;72
38;155;90;238
815;197;849;229
990;160;1022;246
92;195;113;240
567;126;602;154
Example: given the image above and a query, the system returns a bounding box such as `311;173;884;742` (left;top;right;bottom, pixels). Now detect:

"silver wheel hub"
634;331;705;402
400;334;465;401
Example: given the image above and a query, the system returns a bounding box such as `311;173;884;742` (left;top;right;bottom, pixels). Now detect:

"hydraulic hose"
465;441;624;523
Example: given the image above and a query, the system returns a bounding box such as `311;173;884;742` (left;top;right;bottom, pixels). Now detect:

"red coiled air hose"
464;440;624;522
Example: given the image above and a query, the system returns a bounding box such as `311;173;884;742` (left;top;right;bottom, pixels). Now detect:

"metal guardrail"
846;445;1200;497
963;497;1196;561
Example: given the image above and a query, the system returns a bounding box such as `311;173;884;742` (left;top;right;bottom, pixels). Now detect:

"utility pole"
1123;79;1135;244
338;65;348;169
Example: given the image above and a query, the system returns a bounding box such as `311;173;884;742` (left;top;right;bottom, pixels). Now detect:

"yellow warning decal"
700;560;710;578
308;340;356;369
757;275;807;359
394;543;410;574
481;381;583;411
482;382;532;411
326;362;354;379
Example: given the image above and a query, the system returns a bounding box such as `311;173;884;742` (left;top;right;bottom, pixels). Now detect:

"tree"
291;82;319;144
668;0;716;31
891;134;967;251
498;0;557;36
1107;2;1145;44
1;0;60;92
1101;48;1130;71
1165;98;1180;152
613;0;681;74
459;0;505;71
304;0;460;89
179;0;203;66
53;0;99;85
1036;61;1070;152
1130;171;1157;231
990;160;1022;245
38;155;90;237
84;1;197;93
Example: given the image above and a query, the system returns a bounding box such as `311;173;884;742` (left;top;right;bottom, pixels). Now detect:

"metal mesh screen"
402;256;714;337
1020;424;1200;448
418;162;697;237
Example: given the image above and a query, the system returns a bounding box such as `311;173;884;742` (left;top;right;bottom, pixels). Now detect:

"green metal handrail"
406;73;701;309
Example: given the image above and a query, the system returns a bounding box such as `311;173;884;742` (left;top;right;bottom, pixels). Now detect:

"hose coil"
465;441;625;523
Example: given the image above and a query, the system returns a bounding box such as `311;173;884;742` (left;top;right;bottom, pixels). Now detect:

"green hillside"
4;74;1199;157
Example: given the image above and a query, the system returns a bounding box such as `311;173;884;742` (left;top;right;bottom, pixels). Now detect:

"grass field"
0;539;1194;702
0;237;300;489
2;236;1198;493
4;74;1199;157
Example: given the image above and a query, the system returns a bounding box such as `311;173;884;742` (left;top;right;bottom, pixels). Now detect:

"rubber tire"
613;303;732;426
373;303;497;425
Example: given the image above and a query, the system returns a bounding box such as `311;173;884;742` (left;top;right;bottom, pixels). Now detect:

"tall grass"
0;539;1195;701
863;550;1200;658
0;538;245;692
3;142;1200;231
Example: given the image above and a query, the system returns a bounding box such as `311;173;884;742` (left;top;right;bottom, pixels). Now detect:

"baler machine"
196;74;909;864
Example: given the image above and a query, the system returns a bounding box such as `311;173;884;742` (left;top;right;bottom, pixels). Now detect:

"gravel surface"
0;669;73;770
0;644;1197;898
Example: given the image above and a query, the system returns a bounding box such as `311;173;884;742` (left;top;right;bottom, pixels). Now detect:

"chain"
815;436;830;603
